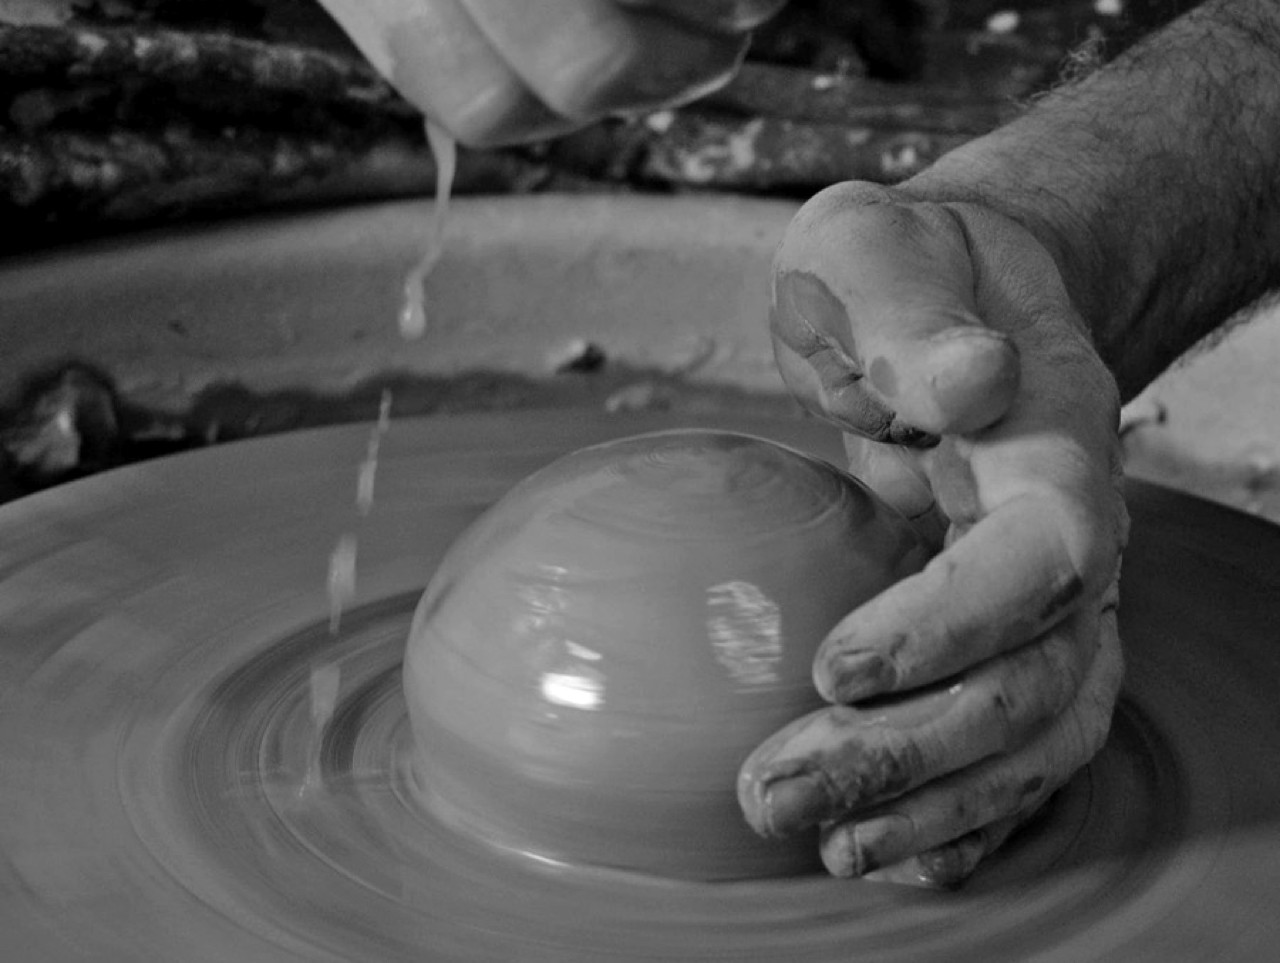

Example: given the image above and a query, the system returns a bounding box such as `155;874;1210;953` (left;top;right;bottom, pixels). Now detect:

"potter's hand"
318;0;783;146
738;181;1128;887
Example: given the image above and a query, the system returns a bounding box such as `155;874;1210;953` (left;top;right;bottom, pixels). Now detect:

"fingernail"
851;814;916;875
820;648;895;703
760;773;835;836
916;832;987;888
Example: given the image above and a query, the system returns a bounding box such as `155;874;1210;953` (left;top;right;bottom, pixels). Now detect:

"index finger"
814;449;1126;704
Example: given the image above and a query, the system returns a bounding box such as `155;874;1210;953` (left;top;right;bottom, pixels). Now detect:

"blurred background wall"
3;0;1277;525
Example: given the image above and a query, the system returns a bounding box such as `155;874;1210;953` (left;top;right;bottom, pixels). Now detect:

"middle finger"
813;481;1120;705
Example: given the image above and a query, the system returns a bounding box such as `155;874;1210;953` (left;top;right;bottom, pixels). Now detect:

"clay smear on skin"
317;123;458;760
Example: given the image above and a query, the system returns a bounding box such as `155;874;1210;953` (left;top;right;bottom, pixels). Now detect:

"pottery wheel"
3;409;1279;962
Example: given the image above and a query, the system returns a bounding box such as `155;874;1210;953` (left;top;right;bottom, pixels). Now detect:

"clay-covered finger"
613;0;787;32
457;0;746;121
818;609;1121;876
771;182;1020;440
814;486;1116;704
819;778;1045;881
858;813;1025;888
319;0;574;146
738;612;1096;837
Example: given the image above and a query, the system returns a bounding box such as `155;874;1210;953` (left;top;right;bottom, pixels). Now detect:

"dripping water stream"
313;122;458;786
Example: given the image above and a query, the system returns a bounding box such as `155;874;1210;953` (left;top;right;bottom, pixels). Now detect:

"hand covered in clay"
738;181;1128;887
318;0;783;146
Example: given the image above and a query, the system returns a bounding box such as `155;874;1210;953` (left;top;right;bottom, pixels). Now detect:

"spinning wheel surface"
2;410;1279;962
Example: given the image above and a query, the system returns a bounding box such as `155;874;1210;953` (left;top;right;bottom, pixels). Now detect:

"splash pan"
3;409;1279;961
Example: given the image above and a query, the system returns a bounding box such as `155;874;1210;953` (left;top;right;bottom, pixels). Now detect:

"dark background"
0;0;1202;250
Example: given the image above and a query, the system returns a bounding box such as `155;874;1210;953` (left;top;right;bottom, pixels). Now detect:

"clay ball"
403;430;926;880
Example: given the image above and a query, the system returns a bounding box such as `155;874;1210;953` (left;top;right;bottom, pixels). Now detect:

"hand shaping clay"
402;430;927;880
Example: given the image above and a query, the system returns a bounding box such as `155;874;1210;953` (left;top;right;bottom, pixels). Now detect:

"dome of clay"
403;430;926;880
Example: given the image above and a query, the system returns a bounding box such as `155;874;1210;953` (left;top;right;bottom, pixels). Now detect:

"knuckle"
833;736;926;809
993;630;1081;740
1016;772;1050;806
946;784;987;831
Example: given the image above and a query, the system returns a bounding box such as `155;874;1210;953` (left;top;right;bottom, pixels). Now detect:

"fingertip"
824;813;921;878
913;830;990;888
859;833;986;889
763;774;834;836
735;743;779;835
810;628;844;702
813;643;896;704
737;761;838;838
735;768;768;836
818;822;860;877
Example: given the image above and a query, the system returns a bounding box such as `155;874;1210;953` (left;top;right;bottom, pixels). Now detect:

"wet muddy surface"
3;409;1280;960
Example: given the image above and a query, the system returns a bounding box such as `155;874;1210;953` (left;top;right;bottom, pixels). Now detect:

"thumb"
771;182;1019;440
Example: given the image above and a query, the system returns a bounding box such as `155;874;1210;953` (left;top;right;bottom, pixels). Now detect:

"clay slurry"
400;121;457;340
317;126;454;777
321;122;455;727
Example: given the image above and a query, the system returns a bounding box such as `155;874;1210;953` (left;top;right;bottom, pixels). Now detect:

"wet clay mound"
403;429;925;880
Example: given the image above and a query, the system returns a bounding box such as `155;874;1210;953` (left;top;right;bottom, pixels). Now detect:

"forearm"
904;0;1280;400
